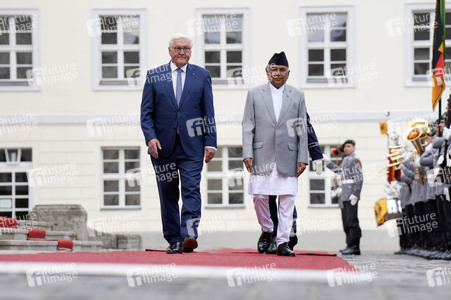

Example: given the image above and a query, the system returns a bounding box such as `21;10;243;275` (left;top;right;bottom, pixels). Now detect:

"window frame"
205;146;245;208
91;9;147;91
0;10;39;91
101;147;141;210
308;145;341;208
195;8;250;89
299;6;355;89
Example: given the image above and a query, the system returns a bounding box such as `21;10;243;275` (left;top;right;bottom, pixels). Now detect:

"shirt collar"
170;62;187;73
268;82;285;94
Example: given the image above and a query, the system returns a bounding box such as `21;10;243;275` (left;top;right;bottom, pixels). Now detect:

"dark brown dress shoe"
265;231;277;254
258;231;272;253
166;242;182;254
277;242;295;257
182;235;198;253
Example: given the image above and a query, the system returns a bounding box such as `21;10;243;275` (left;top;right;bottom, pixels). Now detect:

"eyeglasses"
173;47;191;53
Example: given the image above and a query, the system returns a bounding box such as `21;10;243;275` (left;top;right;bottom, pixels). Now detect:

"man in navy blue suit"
265;113;323;252
141;33;217;254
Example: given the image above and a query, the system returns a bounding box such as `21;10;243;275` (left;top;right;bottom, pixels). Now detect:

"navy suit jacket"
141;62;217;157
306;113;323;161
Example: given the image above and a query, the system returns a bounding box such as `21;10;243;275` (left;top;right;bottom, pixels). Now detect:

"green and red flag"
432;0;446;111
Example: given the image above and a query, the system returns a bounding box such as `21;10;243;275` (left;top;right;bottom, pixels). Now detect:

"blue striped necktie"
176;68;182;106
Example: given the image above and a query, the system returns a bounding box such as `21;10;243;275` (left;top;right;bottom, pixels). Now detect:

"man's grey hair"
169;33;193;48
265;64;290;72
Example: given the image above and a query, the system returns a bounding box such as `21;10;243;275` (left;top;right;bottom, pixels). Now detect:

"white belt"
342;179;355;184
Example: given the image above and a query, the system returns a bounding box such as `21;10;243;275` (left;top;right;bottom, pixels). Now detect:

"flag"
432;0;446;111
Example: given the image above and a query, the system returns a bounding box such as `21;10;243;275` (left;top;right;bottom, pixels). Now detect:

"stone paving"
0;251;450;300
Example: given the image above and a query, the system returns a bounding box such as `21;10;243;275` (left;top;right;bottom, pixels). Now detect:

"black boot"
266;231;277;254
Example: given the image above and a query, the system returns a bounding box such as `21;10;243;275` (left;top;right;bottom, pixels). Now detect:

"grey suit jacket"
242;83;309;177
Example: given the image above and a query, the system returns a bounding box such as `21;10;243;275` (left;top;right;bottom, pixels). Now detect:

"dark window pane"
124;51;139;64
0;173;12;182
0;212;12;218
414;63;429;75
330;30;346;42
104;180;119;192
15;211;29;219
124;66;140;78
228;147;242;158
310;179;325;190
125;194;140;206
102;66;118;78
15;198;29;208
0;150;5;162
102;52;117;64
125;182;140;192
15;185;28;195
208;179;222;190
104;194;119;206
229;179;244;190
332;13;347;28
226;66;242;77
0;16;10;31
227;51;242;63
16;33;32;44
229;193;243;204
204;32;220;44
17;52;33;64
0;67;10;79
207;160;222;172
414;13;430;26
310;193;325;204
447;13;451;25
103;150;119;159
414;29;430;40
0;186;12;195
125;149;139;159
21;149;32;162
101;16;117;31
101;32;117;44
226;32;242;44
446;30;451;40
226;15;243;30
15;15;32;31
308;64;324;76
205;66;220;78
15;173;28;182
17;67;31;79
0;52;10;64
414;48;429;60
103;162;119;173
331;64;347;74
124;32;139;44
207;192;222;204
228;160;242;170
309;50;324;62
205;51;220;63
0;33;9;45
125;161;140;171
331;49;346;61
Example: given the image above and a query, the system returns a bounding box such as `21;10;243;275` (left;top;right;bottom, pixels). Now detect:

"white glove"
335;187;342;198
322;154;330;162
312;159;323;175
437;155;444;166
414;157;421;167
349;194;358;205
444;127;451;140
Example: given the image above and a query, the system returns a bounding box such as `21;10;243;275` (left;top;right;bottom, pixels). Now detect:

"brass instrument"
403;118;430;184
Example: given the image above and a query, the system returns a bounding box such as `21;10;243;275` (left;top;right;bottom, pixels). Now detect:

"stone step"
0;240;58;252
72;241;103;252
17;220;54;231
0;228;77;241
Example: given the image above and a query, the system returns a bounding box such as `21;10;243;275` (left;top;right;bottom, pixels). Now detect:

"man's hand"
244;158;253;173
349;194;358;206
296;162;306;177
148;139;162;159
204;148;216;163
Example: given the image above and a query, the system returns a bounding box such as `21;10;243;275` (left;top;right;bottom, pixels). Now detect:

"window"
309;145;341;207
299;7;354;87
406;5;451;85
206;146;244;207
91;10;146;89
0;148;32;218
195;8;250;87
0;11;39;89
102;148;140;209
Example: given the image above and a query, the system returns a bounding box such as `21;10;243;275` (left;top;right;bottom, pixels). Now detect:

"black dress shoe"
266;232;277;254
182;235;198;253
257;231;273;253
339;247;349;253
166;242;182;254
288;235;298;250
341;246;360;255
277;242;295;257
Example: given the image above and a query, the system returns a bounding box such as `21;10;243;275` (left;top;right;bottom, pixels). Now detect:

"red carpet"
0;248;351;271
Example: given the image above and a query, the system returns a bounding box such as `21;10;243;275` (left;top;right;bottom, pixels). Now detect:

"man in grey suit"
326;140;363;255
242;52;309;257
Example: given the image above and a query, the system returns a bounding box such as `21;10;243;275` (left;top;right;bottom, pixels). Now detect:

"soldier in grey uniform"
397;151;415;252
326;139;363;255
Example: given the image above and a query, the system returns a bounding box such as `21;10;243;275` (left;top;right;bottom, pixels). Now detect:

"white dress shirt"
269;82;285;121
170;62;187;98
